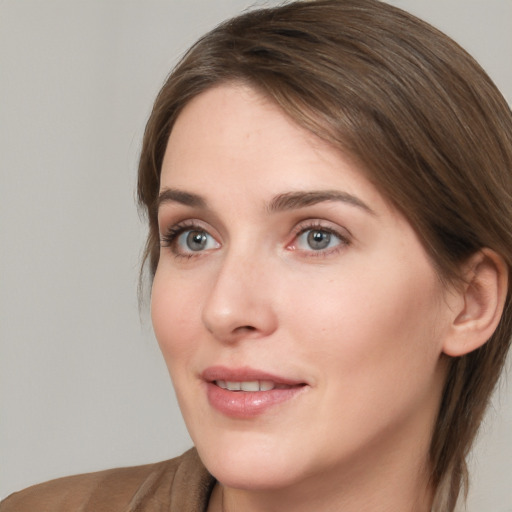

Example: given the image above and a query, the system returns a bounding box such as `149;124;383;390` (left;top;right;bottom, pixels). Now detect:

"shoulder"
0;448;214;512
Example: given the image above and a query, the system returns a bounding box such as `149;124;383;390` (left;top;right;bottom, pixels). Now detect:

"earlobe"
443;249;509;357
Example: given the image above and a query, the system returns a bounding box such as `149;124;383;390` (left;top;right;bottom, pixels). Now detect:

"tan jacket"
0;449;214;512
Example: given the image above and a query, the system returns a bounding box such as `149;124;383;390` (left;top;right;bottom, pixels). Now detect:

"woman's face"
152;83;454;491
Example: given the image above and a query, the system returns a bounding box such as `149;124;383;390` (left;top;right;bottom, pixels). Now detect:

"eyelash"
159;220;351;259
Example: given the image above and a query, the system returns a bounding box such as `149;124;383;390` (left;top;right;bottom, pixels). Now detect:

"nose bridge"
201;241;277;342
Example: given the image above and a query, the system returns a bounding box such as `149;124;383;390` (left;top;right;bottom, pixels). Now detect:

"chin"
194;429;311;490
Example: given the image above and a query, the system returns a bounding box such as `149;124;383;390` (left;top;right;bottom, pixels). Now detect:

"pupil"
187;231;207;251
308;230;330;250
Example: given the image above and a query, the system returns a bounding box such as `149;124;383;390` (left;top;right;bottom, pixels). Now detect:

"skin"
151;83;460;512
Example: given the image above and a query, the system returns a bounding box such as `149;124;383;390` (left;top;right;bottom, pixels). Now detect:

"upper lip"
202;366;306;386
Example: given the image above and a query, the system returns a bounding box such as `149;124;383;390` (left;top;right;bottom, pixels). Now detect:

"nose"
201;251;278;343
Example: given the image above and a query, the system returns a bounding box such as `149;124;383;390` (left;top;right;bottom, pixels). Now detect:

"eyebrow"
268;190;375;215
157;188;207;210
157;188;374;215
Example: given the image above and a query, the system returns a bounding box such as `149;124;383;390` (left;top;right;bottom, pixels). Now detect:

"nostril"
237;325;256;332
228;325;257;337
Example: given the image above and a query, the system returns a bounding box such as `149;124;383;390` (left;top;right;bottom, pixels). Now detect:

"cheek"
285;257;445;384
151;269;203;365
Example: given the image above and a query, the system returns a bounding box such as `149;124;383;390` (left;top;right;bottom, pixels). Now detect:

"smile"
214;380;293;391
202;367;308;418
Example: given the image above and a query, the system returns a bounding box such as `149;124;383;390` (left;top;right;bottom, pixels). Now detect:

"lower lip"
206;382;306;418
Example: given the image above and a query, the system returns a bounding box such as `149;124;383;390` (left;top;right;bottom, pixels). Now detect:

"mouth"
202;366;308;418
214;380;301;392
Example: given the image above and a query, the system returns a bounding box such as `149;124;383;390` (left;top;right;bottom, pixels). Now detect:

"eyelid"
291;219;352;240
157;203;223;235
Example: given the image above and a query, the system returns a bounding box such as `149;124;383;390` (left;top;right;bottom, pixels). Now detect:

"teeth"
215;380;277;391
240;381;259;392
259;380;275;391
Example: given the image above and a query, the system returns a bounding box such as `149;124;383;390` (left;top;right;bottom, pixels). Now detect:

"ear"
443;249;509;357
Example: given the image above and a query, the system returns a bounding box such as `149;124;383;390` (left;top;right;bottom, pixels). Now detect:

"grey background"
1;0;511;509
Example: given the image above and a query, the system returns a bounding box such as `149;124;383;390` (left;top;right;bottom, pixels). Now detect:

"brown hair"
137;0;512;509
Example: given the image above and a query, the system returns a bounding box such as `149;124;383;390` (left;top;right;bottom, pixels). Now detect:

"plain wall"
1;1;511;509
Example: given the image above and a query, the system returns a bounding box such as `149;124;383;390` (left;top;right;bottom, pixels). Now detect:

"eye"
160;223;220;257
299;229;335;250
291;224;349;254
178;229;218;252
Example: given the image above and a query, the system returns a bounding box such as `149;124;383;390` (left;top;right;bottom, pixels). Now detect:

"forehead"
161;83;389;211
164;83;325;179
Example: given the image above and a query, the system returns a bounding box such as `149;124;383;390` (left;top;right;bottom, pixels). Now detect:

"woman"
2;0;511;511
